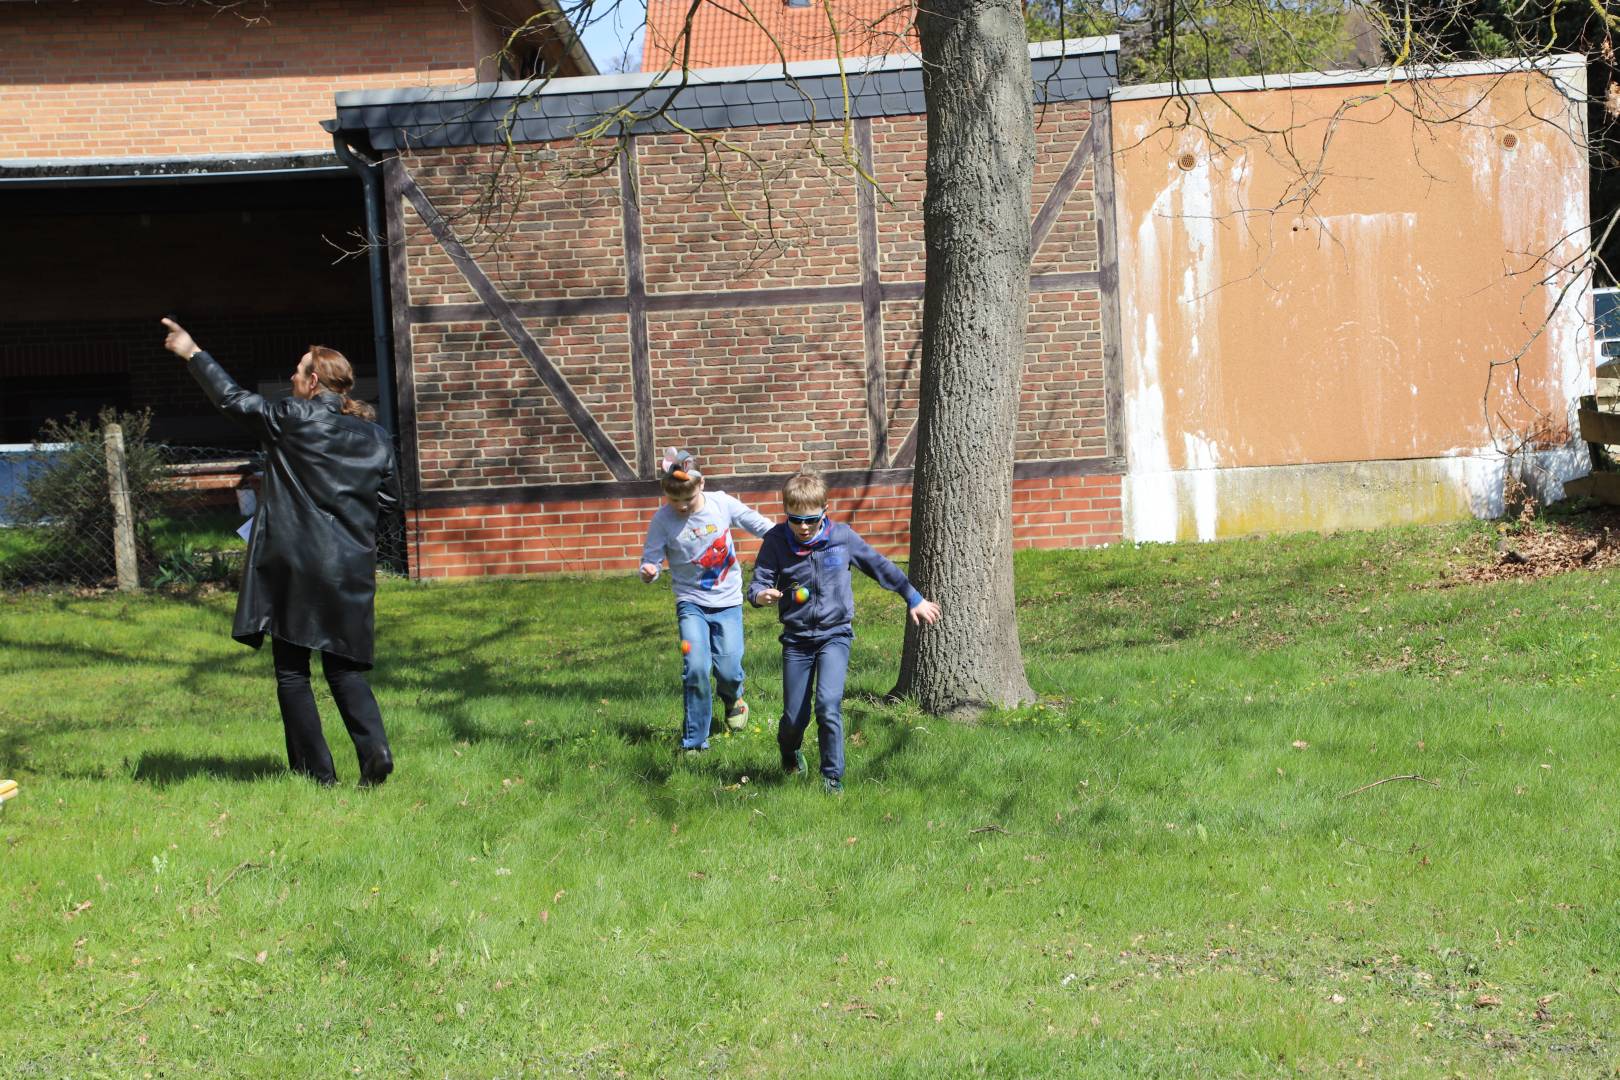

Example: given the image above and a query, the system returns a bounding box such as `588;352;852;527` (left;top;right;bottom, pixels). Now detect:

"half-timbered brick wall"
335;44;1124;576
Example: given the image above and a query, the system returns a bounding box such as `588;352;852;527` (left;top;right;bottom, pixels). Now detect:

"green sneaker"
724;699;750;732
782;749;806;776
822;776;843;795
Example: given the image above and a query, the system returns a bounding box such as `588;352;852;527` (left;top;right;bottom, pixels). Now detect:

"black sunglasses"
786;511;824;525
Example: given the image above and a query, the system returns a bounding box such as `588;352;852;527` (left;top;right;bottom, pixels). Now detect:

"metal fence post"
104;423;139;591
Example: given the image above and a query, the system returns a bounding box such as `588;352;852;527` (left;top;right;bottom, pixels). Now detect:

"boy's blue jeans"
778;633;853;780
676;601;745;749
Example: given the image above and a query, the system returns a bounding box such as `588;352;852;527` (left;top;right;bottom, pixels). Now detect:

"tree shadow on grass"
386;607;696;750
131;751;285;787
8;586;783;805
442;713;672;751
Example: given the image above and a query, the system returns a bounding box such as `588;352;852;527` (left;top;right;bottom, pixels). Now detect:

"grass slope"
3;520;1618;1076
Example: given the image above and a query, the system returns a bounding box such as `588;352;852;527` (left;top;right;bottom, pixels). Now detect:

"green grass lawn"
4;520;1620;1076
1;507;246;587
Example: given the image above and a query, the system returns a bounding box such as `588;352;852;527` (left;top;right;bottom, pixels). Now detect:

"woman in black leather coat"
162;318;398;787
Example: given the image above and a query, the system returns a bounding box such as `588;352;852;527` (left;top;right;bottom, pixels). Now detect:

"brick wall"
868;115;927;283
1021;291;1107;459
637;125;863;292
412;316;635;487
647;304;871;472
407;473;1124;578
1;0;482;158
402;144;626;305
393;97;1121;576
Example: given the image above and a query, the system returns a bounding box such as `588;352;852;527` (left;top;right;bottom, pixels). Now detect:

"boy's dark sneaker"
724;699;750;732
822;776;843;795
782;749;806;776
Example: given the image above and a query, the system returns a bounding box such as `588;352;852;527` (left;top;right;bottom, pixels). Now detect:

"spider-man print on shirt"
693;533;736;590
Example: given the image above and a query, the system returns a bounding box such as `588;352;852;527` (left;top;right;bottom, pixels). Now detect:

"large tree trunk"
893;0;1036;716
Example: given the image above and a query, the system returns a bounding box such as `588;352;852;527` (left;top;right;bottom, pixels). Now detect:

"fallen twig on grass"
109;991;157;1019
1342;835;1424;856
1339;774;1441;798
206;860;265;898
968;824;1012;836
1582;528;1611;563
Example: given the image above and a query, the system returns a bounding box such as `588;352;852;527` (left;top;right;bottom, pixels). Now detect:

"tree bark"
893;0;1036;716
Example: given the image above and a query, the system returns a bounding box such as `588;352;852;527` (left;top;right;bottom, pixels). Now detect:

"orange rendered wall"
1112;68;1592;476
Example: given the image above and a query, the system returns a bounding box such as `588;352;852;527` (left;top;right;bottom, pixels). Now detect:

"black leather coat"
189;352;399;667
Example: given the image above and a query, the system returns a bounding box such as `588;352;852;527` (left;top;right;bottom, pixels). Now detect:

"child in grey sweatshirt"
639;448;773;751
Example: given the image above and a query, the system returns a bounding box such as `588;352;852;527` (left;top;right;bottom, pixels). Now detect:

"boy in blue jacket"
748;469;941;792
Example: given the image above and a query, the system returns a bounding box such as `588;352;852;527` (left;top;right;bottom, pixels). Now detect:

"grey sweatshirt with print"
640;491;774;607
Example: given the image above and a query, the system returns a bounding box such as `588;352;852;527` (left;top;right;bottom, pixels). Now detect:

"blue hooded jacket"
748;518;923;641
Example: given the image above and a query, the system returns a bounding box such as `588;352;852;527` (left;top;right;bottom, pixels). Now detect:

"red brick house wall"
642;0;918;71
1;0;487;158
406;474;1123;577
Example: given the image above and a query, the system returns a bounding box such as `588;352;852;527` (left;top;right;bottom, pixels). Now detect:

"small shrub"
151;541;238;590
6;409;165;584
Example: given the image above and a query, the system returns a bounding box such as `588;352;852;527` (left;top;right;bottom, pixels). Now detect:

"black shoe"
359;750;394;788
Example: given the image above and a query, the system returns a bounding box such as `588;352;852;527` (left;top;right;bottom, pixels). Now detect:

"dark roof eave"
325;37;1120;150
0;151;349;186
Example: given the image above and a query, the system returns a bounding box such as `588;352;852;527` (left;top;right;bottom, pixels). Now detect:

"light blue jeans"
675;601;745;749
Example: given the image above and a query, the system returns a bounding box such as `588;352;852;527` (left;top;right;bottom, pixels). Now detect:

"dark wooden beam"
413;455;1126;509
889;420;918;469
410;286;874;324
878;281;925;303
397;166;637;482
1030;271;1103;293
406;272;1093;328
1030;120;1097;258
643;283;867;312
1015;456;1124;479
1090;105;1126;463
854;118;889;468
381;156;422;513
620;138;655;477
409;296;628;324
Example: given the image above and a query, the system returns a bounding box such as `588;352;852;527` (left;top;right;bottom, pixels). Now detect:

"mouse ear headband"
660;447;701;483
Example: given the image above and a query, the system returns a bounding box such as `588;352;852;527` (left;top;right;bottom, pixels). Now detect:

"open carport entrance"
1;157;382;449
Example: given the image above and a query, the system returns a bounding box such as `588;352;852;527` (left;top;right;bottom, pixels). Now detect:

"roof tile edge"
1110;52;1587;101
334;35;1120;108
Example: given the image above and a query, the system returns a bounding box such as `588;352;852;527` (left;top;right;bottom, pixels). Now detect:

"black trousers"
271;637;390;784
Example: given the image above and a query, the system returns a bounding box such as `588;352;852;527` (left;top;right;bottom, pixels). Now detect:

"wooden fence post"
104;423;139;591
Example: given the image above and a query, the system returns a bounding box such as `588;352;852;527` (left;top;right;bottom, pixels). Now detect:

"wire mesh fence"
1;418;407;591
